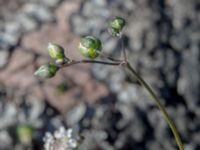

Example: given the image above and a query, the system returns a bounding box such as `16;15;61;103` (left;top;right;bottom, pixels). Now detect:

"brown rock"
0;48;35;88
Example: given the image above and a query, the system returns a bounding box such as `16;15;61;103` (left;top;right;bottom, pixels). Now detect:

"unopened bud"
48;43;65;59
109;16;126;36
34;63;58;79
79;36;102;59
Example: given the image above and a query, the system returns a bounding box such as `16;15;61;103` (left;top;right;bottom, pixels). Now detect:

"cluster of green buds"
34;16;126;79
34;17;184;150
34;43;68;79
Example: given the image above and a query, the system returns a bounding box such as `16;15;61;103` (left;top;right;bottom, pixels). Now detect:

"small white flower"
43;127;83;150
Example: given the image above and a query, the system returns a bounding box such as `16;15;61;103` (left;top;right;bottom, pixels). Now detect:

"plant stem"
60;59;121;68
119;35;127;61
60;58;184;150
81;59;121;66
126;62;184;150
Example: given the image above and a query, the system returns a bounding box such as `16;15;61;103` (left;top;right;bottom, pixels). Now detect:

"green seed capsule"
109;16;126;36
34;62;58;79
48;43;65;59
79;36;102;59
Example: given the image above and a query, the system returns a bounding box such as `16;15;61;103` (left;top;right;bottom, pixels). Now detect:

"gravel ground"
0;0;199;150
71;0;200;150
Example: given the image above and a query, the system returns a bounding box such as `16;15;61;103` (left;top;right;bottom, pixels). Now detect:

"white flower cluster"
43;127;82;150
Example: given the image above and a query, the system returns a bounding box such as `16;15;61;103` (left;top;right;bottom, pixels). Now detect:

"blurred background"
0;0;199;149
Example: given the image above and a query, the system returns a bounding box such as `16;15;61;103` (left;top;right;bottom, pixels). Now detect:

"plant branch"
119;35;127;61
125;62;184;150
60;59;122;68
58;56;184;150
81;59;121;66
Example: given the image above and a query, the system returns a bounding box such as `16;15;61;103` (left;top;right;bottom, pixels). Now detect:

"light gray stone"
0;131;12;149
66;103;86;126
17;14;38;32
0;50;9;68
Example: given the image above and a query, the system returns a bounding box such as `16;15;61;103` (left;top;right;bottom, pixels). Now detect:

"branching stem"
60;55;184;150
61;59;184;150
60;59;121;68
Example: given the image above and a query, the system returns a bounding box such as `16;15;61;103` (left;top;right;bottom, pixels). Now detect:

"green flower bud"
48;43;65;59
109;16;126;36
16;124;33;145
34;62;58;79
79;36;102;59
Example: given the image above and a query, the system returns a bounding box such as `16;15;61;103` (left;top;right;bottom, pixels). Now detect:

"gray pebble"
0;50;9;68
66;103;86;126
17;13;38;32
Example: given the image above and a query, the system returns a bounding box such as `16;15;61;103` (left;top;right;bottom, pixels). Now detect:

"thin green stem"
126;62;184;150
60;57;184;150
119;35;127;61
60;59;121;68
81;59;121;66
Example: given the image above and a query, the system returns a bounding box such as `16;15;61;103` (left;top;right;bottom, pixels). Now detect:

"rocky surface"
0;0;109;149
0;0;199;150
70;0;200;150
0;0;109;112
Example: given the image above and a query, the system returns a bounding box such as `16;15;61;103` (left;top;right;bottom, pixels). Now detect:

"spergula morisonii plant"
35;17;184;150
